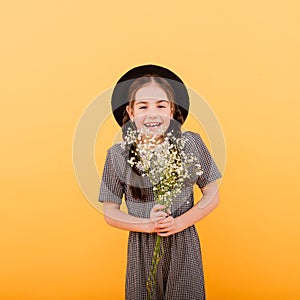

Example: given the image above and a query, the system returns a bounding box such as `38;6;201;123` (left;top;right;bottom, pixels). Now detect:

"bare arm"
155;180;220;236
103;202;168;233
102;180;220;236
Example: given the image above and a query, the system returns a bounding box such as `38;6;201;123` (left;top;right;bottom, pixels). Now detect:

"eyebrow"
135;99;169;104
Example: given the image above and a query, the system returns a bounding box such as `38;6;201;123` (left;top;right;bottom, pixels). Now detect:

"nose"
148;105;161;115
147;114;160;121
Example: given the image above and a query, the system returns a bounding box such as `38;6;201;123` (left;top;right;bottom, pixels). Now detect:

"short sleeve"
98;148;124;204
185;131;222;189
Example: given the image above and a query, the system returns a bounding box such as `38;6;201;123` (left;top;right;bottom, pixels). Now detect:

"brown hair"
122;75;185;201
122;75;184;125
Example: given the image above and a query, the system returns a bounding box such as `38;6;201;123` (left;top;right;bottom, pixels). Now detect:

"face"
126;83;173;136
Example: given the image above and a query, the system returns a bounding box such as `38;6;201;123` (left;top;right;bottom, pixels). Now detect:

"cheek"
133;119;144;130
132;110;145;120
160;113;172;127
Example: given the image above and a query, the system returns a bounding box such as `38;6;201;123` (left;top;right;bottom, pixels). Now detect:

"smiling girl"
98;65;222;300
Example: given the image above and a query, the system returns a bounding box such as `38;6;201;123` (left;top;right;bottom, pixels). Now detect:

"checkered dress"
99;131;222;300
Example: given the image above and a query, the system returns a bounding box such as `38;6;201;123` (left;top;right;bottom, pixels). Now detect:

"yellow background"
1;1;299;299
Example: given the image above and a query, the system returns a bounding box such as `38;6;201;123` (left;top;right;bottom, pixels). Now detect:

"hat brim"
111;64;189;127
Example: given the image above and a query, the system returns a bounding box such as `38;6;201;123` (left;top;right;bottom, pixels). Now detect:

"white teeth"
145;123;161;127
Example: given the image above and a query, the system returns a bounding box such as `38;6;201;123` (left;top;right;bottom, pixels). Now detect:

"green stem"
146;235;164;300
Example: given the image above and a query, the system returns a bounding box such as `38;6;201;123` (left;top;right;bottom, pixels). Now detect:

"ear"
170;110;174;119
170;103;175;119
126;105;134;121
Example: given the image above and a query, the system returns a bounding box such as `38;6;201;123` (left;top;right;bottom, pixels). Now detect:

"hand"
148;204;168;233
150;204;168;222
154;216;184;237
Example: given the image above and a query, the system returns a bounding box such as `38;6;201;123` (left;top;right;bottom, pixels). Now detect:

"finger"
151;214;168;222
157;220;171;227
152;204;166;212
155;224;166;230
155;211;168;218
157;231;172;237
156;222;173;230
158;216;173;224
156;228;170;234
154;222;170;231
153;217;167;223
154;221;165;229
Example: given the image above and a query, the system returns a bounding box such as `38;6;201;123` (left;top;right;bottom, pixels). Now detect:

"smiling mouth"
144;122;162;128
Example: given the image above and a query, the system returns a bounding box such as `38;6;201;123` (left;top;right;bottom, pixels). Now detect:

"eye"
158;105;166;108
137;105;147;110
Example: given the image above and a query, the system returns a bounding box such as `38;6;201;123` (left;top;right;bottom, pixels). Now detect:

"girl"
98;64;222;300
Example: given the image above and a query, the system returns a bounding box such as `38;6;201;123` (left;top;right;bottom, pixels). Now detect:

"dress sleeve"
187;131;222;189
98;148;124;204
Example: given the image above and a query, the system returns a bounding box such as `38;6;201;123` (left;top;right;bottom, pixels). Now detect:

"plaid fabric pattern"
99;131;222;300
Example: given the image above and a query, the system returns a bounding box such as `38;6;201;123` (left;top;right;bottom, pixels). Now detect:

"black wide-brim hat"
111;64;190;127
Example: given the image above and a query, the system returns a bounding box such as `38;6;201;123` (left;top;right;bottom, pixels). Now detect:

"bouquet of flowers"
123;127;203;300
